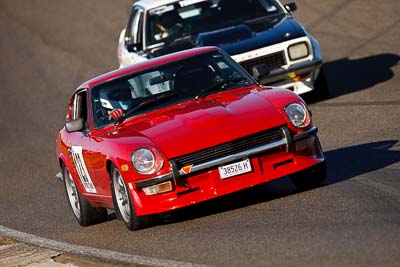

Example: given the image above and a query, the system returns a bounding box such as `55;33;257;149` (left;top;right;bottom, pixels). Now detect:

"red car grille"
172;126;285;169
240;51;286;74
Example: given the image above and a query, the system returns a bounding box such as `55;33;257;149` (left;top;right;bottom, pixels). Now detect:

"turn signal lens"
143;181;173;196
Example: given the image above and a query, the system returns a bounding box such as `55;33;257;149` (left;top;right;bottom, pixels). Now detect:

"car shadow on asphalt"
157;140;400;225
324;140;400;184
303;53;399;103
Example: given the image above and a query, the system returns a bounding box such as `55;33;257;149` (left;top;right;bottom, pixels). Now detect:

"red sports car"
56;47;326;230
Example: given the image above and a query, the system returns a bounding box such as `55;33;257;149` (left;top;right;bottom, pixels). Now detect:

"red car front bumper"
130;127;324;216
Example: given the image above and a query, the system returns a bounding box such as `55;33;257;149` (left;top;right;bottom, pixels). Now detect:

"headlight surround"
288;42;309;61
285;102;311;128
131;147;164;175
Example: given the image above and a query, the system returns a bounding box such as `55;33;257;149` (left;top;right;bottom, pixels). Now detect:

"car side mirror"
65;118;84;133
252;64;271;81
124;33;140;53
284;2;298;13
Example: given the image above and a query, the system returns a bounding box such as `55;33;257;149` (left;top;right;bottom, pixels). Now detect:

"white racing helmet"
100;87;133;111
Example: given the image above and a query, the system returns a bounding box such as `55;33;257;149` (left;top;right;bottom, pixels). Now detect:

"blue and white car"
118;0;328;97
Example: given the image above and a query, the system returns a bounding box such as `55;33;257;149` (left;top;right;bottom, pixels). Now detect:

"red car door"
65;90;98;196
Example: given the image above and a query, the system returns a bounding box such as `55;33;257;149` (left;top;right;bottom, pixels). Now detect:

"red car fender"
56;131;76;185
58;152;70;171
97;130;172;181
105;154;146;212
255;87;312;133
130;188;144;211
57;152;89;196
105;154;127;177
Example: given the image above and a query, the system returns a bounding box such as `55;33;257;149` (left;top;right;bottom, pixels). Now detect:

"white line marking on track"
0;225;212;267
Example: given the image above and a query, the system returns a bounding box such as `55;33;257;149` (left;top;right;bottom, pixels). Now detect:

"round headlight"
285;103;311;128
131;147;164;175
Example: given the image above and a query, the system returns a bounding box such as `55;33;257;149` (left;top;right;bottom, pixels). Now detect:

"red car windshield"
146;0;285;47
91;51;254;129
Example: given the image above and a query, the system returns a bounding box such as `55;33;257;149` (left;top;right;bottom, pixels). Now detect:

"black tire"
315;67;330;99
305;67;330;103
289;161;327;190
110;165;150;231
63;167;108;226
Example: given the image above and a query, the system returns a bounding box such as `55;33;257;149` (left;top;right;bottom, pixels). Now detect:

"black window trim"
70;88;90;135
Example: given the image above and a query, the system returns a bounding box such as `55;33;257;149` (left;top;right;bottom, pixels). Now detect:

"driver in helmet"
99;87;134;121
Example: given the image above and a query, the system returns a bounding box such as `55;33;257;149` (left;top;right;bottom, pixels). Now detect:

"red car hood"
122;88;286;159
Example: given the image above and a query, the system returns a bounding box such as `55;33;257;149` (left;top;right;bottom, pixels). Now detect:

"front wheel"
314;66;330;100
63;167;107;226
110;166;149;230
305;67;330;103
289;162;327;190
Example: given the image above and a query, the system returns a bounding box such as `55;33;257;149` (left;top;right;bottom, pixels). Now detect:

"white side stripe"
70;146;97;193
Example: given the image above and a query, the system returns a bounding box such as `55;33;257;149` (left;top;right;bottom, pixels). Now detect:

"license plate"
218;159;252;179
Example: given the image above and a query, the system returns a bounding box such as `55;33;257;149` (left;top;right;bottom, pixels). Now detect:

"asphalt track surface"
0;0;399;266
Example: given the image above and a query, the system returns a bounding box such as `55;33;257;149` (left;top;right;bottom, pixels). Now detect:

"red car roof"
79;46;219;89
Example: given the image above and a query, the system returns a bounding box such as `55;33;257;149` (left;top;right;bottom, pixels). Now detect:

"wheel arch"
106;159;114;181
59;158;65;169
58;153;72;173
106;157;144;216
105;154;134;182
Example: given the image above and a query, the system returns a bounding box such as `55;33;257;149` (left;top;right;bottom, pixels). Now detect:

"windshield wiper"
115;93;176;125
196;77;249;99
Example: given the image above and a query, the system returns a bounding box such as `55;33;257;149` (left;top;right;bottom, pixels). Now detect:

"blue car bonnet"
196;18;306;55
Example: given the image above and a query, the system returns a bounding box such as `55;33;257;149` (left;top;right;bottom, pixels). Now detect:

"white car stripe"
70;146;97;194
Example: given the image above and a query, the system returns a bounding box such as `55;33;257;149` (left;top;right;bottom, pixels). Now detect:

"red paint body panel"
133;151;323;216
121;85;287;158
57;47;324;217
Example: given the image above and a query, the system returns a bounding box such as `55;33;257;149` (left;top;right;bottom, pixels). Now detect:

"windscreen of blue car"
146;0;286;47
